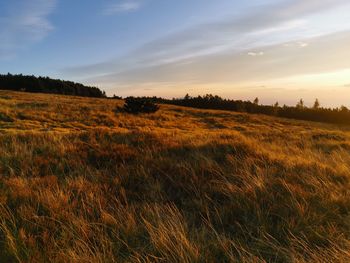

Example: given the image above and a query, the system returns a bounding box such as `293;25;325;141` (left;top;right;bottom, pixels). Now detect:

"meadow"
0;90;350;262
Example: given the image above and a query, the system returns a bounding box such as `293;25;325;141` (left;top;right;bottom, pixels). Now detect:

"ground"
0;90;349;262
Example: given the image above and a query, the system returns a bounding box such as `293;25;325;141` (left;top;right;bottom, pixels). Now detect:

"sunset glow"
1;0;350;106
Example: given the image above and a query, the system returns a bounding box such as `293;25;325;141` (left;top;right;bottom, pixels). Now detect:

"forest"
0;73;106;98
129;94;350;125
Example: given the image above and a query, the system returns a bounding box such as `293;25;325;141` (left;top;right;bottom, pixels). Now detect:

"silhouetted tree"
112;94;122;99
340;106;349;112
253;97;259;105
313;99;320;109
296;99;304;109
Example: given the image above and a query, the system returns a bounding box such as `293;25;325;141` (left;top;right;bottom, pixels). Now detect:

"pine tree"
313;99;320;109
296;99;304;109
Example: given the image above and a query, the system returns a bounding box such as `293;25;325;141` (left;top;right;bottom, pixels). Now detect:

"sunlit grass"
0;90;349;262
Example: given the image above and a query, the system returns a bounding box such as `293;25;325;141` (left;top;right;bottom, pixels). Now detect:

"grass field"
0;90;350;262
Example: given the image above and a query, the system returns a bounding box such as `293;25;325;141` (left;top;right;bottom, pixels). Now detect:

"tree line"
122;94;350;125
0;73;106;98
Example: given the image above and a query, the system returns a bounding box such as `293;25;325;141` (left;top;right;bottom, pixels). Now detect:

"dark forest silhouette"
125;94;350;125
0;73;106;98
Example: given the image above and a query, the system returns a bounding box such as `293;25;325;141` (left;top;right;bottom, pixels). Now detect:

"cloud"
64;0;350;93
248;52;264;57
88;30;350;90
103;1;142;15
0;0;56;59
284;41;309;48
298;42;309;47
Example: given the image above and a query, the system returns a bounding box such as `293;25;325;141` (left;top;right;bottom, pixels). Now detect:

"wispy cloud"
87;31;350;87
64;0;350;95
0;0;56;59
248;52;264;57
284;42;309;48
103;1;142;15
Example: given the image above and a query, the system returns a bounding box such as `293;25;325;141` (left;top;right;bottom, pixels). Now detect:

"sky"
1;0;350;107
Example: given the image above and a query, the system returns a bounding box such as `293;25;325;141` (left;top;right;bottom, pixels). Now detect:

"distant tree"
313;98;320;109
253;97;259;105
296;99;304;109
340;105;349;112
274;102;279;108
184;93;191;100
113;94;122;99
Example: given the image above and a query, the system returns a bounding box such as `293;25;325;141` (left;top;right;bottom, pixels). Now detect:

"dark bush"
122;97;160;114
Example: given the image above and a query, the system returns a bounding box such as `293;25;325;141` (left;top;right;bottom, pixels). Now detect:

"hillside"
0;90;350;262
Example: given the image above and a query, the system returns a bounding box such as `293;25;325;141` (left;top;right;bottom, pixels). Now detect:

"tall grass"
0;90;350;262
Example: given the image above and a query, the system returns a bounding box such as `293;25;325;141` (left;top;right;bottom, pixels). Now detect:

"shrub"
122;97;160;114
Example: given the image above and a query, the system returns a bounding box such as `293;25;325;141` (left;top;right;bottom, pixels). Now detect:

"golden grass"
0;90;350;262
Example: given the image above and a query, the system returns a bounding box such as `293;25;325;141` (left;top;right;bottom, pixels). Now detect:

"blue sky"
1;0;350;106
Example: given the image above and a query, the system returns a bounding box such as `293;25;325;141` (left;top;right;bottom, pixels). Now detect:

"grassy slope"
0;90;350;262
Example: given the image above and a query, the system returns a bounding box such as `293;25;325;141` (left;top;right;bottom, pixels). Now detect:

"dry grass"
0;90;350;262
